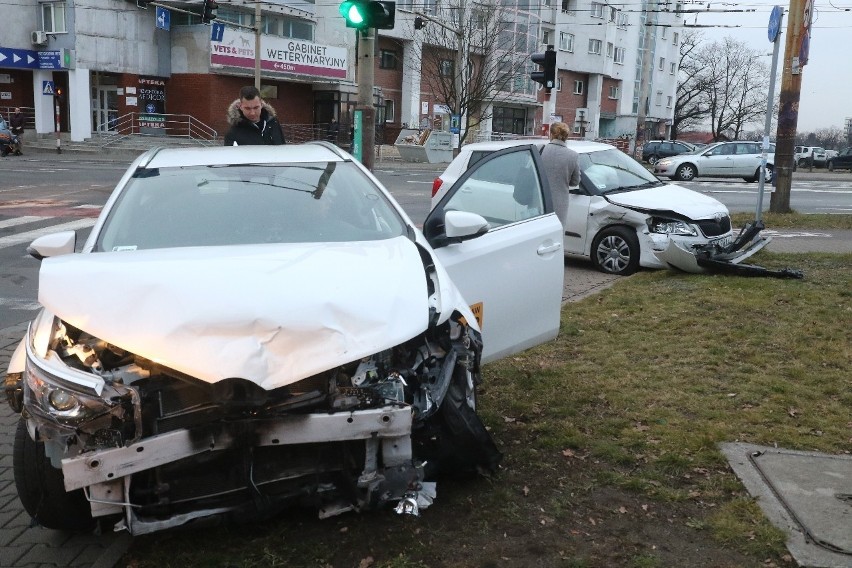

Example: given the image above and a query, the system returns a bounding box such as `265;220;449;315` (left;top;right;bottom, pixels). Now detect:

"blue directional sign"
156;6;171;31
0;46;39;69
37;50;62;70
211;22;225;42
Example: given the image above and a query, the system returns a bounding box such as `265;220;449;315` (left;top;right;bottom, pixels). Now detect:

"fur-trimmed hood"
226;99;278;126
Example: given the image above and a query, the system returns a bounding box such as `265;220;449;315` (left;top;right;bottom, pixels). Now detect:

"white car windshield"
96;161;407;251
578;148;663;194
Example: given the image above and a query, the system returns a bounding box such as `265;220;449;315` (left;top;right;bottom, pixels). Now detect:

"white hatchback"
432;139;736;276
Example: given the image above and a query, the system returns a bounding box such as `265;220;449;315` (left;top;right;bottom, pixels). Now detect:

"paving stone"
17;543;84;566
0;544;29;567
13;528;74;547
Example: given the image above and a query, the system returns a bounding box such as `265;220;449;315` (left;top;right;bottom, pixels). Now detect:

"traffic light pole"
356;27;376;171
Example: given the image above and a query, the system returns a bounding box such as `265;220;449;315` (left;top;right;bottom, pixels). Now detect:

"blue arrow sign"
156;6;171;31
211;22;225;42
0;46;40;69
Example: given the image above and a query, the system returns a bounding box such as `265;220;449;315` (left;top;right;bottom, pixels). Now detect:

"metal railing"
0;106;35;130
97;113;218;147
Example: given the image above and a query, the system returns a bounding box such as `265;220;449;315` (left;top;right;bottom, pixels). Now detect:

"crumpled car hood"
38;237;430;390
605;184;726;220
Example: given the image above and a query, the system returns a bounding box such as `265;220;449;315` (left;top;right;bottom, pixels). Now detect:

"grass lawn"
122;215;851;568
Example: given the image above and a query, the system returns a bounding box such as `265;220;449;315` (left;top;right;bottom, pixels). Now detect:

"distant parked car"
641;140;695;165
827;147;852;171
794;146;827;167
654;141;775;183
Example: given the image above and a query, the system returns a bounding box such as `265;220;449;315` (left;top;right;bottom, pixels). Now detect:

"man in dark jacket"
224;86;286;146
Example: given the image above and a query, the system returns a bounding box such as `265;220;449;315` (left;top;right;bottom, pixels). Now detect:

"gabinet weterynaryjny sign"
210;29;347;79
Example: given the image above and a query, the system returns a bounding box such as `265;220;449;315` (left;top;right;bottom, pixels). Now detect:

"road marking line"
0;216;50;229
0;219;96;250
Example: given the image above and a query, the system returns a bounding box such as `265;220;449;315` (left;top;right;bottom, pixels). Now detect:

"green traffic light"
339;0;367;27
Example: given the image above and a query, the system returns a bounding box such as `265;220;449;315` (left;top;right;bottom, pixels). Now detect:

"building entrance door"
91;86;118;132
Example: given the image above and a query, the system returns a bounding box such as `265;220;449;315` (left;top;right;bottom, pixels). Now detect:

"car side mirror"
27;231;77;260
445;210;490;240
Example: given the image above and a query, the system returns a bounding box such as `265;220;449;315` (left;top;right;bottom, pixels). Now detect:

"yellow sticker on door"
469;302;483;329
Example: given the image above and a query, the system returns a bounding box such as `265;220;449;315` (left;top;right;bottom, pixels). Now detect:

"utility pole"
255;2;262;89
771;0;809;213
356;28;376;171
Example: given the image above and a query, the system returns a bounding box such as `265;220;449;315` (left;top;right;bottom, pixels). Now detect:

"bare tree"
412;0;534;144
674;35;770;140
672;31;708;138
796;127;846;150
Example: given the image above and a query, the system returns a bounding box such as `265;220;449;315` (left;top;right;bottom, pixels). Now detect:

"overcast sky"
680;0;852;133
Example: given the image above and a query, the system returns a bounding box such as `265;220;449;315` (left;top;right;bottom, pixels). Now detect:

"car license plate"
711;235;733;248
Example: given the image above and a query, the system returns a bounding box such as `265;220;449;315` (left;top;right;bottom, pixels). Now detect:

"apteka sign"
210;29;347;79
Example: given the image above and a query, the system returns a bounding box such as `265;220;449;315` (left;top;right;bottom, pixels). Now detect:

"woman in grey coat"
539;122;580;230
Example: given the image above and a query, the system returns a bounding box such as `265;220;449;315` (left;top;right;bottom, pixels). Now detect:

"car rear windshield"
95;161;407;251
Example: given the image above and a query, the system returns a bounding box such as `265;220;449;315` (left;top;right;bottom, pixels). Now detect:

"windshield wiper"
604;180;664;193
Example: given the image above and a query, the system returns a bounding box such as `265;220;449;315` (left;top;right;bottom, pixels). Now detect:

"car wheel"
828;161;834;172
675;164;696;181
647;155;659;165
743;176;756;183
798;158;808;168
13;420;95;531
764;165;774;183
591;226;640;276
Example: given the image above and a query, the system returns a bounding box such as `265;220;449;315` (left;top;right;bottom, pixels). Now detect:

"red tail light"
431;178;443;198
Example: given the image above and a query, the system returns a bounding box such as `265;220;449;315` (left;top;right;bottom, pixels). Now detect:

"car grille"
696;216;731;237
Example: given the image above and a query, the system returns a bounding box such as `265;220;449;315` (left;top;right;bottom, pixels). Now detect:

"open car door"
423;145;564;363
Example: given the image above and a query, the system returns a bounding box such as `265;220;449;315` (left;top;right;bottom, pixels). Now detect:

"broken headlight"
648;217;697;236
23;356;131;428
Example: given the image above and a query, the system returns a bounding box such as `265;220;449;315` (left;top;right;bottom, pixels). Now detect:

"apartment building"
0;0;680;144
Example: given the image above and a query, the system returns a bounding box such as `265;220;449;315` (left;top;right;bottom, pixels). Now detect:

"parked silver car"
654;141;775;183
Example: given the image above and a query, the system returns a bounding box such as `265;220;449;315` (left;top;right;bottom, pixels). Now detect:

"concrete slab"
721;442;852;568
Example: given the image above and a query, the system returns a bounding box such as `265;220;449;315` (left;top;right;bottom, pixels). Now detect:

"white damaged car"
4;143;564;535
432;139;738;276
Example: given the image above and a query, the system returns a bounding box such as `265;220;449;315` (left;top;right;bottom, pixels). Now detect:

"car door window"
440;148;546;228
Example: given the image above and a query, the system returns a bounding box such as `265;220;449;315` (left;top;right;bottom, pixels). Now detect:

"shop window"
385;99;395;122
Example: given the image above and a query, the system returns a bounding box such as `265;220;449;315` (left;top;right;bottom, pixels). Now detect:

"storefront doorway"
91;85;118;132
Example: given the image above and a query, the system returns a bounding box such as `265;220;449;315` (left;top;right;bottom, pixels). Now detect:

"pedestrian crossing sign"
42;81;55;95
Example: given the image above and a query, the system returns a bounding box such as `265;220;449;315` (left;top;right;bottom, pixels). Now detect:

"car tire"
647;155;659;165
13;419;95;531
798;158;808;168
764;165;774;183
675;163;696;181
591;226;640;276
743;176;756;183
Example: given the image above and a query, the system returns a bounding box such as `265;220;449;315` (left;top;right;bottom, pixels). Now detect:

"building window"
385;99;395;122
609;86;619;99
263;18;279;35
673;32;679;45
656;91;662;105
606;42;613;58
542;30;550;45
285;18;313;41
217;7;254;27
661;26;667;39
40;2;67;33
614;47;625;64
609;7;617;21
666;96;673;108
658;57;665;71
617;11;628;27
590;2;604;18
557;78;563;91
380;50;398;69
574;80;584;95
588;39;602;55
573;124;582;134
440;60;454;77
559;32;574;52
670;62;676;74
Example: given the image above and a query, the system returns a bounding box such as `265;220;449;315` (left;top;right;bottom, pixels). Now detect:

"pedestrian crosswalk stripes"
0;215;50;229
0;217;96;250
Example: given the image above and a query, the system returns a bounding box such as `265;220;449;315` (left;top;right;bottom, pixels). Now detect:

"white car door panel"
425;146;564;363
564;191;592;254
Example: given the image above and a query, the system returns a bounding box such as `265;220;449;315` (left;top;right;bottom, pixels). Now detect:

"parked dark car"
827;147;852;172
641;140;695;165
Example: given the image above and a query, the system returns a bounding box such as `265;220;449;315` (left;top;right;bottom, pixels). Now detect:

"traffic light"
338;0;396;30
201;0;219;23
530;46;557;91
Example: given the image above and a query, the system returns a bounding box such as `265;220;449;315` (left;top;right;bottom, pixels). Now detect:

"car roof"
460;138;619;154
139;143;347;169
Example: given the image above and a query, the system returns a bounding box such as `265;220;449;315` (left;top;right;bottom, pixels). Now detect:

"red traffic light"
530;46;556;90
